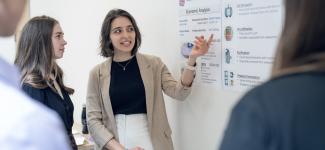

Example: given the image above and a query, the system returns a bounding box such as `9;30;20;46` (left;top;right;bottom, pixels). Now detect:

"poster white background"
221;0;283;91
178;0;283;91
178;0;222;87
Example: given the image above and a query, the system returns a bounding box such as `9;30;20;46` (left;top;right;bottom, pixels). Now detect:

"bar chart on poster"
178;0;283;91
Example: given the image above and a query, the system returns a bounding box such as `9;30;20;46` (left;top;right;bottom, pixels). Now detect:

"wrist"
106;139;124;150
188;56;197;66
185;61;196;71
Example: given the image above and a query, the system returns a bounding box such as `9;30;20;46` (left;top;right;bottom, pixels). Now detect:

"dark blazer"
220;71;325;150
22;84;74;133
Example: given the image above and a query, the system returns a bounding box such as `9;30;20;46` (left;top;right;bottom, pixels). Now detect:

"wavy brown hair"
272;0;325;76
100;9;142;57
14;15;74;94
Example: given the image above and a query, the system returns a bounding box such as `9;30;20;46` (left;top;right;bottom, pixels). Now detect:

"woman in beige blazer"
86;9;213;150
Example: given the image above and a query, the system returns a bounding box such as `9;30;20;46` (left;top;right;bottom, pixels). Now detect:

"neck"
113;51;133;62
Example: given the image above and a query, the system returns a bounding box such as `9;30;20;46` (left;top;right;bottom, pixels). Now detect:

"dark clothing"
220;71;325;150
22;83;77;150
110;56;147;115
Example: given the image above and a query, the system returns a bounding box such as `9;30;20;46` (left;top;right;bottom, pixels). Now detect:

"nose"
121;30;131;38
63;39;67;45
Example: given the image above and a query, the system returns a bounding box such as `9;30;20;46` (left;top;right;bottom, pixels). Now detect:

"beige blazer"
86;53;192;150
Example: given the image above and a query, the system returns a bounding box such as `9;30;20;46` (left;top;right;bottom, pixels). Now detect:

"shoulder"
232;77;280;116
243;71;325;101
21;83;49;102
137;53;163;66
89;59;111;75
235;72;324;113
0;83;52;123
137;53;160;60
22;83;45;92
0;84;69;149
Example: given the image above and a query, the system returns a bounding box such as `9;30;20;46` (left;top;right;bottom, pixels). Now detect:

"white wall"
0;36;16;63
30;0;244;149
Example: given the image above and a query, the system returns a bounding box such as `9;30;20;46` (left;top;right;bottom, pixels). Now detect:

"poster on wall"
177;0;283;91
221;0;283;91
178;0;222;87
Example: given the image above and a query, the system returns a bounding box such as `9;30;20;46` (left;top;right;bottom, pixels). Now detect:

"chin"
119;48;133;53
55;55;63;59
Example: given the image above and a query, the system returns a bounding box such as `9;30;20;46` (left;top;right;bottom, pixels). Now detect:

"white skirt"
115;114;154;150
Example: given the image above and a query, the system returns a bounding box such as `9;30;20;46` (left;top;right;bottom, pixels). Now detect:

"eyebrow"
111;25;134;31
111;27;121;31
54;32;64;35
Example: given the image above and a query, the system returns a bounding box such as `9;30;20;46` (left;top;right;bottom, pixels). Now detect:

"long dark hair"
272;0;325;76
14;15;74;94
100;9;142;57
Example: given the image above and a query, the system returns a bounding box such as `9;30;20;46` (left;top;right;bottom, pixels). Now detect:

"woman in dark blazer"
220;0;325;150
14;16;77;150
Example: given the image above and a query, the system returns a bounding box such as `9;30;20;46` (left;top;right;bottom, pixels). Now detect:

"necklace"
115;57;133;71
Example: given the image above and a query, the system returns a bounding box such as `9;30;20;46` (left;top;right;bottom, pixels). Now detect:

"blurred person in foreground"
0;0;71;149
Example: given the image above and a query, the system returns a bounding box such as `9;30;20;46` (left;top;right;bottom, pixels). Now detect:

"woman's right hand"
105;139;125;150
105;139;144;150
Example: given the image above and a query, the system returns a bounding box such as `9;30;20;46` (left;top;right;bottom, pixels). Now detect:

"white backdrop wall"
30;0;244;149
0;36;16;63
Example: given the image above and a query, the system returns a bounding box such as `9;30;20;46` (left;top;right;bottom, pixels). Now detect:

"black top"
22;83;74;133
220;71;325;150
110;56;147;115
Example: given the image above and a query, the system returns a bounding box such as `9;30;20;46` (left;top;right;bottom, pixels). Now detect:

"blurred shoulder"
0;82;60;130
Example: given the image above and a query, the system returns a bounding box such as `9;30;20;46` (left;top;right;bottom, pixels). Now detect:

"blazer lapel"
136;53;154;131
99;58;118;136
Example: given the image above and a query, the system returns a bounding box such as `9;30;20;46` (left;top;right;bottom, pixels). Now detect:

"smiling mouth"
120;41;132;46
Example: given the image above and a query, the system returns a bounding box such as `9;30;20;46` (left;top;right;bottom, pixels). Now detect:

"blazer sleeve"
22;84;46;104
86;66;114;150
158;57;192;100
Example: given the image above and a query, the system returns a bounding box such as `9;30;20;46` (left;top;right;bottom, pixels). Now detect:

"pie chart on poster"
181;42;193;58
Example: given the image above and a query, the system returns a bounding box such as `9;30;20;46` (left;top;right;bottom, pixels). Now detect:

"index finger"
207;34;214;45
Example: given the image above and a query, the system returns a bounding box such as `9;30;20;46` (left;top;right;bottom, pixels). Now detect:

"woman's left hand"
190;34;214;58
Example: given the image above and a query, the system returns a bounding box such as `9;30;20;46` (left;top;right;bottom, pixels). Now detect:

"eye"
127;27;135;32
55;35;61;39
55;34;63;39
112;29;122;33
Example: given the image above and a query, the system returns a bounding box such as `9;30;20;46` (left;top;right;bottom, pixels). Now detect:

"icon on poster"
224;70;235;86
230;79;234;86
179;0;185;6
224;70;228;86
225;48;232;64
229;71;234;78
181;42;194;58
225;26;233;41
224;70;228;78
225;78;228;86
225;5;233;18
